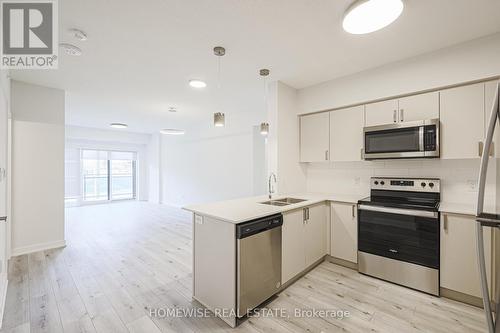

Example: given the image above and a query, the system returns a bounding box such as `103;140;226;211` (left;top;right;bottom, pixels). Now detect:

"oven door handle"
358;204;438;219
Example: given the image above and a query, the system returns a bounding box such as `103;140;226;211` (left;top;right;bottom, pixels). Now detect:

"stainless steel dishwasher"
236;214;282;317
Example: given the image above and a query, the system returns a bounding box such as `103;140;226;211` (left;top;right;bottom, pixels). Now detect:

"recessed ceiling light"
343;0;404;35
59;43;82;56
189;80;207;88
110;123;128;129
160;129;185;135
68;28;88;41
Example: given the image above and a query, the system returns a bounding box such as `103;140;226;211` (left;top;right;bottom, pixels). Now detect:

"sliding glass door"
81;150;136;203
110;158;135;200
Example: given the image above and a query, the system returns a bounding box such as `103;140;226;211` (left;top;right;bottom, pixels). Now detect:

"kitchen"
1;1;500;333
185;78;500;330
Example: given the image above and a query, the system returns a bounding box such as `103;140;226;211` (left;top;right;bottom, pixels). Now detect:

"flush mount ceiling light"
67;28;88;41
343;0;404;34
110;123;128;129
214;112;225;127
160;128;185;135
189;80;207;88
59;43;82;56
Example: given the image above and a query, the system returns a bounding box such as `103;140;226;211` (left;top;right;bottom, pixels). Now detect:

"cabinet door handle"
479;141;484;157
306;208;310;220
303;208;306;223
393;110;397;123
352;204;356;218
443;214;448;232
325;150;329;161
400;109;404;122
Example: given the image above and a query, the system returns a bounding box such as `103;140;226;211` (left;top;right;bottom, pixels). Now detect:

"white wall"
289;33;500;206
267;81;307;194
65;126;152;203
11;81;65;256
161;131;260;207
0;69;9;324
298;33;500;114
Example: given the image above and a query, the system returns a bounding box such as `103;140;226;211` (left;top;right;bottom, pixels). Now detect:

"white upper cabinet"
440;83;485;159
485;80;499;157
365;92;439;127
398;91;439;122
330;106;364;162
365;99;398;127
299;112;330;162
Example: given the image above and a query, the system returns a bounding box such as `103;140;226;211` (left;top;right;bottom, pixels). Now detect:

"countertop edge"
183;195;362;224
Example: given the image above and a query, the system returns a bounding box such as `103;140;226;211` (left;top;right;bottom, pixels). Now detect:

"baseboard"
326;255;358;270
0;276;8;329
11;239;66;256
440;287;497;309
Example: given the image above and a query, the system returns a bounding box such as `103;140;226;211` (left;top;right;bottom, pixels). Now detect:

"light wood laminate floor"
0;201;488;333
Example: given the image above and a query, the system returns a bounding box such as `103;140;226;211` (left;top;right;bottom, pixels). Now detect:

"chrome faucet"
268;173;277;199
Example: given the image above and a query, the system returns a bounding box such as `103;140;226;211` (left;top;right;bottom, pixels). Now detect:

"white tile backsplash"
306;159;497;207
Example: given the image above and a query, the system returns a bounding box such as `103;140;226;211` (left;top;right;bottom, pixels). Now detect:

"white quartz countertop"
183;193;363;224
439;202;498;216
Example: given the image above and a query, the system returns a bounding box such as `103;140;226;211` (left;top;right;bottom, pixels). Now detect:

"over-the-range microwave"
362;119;439;160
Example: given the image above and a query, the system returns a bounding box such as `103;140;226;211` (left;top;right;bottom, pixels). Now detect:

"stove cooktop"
358;196;440;212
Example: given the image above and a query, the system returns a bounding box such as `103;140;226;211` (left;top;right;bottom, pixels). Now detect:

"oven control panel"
371;177;440;193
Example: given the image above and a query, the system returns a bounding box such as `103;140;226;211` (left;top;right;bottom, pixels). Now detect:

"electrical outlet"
467;180;477;191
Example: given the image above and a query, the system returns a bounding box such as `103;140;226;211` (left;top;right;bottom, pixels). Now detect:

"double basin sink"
260;197;306;206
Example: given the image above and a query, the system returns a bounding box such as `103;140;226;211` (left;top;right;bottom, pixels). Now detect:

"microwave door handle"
419;126;424;151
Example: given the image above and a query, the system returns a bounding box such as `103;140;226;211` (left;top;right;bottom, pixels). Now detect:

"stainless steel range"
357;177;441;296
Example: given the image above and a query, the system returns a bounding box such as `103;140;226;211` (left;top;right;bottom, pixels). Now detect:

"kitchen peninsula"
184;193;360;327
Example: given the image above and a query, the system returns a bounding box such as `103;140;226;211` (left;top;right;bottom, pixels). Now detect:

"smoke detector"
59;43;82;56
68;28;88;41
168;107;177;113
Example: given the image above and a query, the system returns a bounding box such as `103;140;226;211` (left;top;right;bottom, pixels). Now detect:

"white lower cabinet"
282;203;327;284
330;202;358;264
440;213;492;298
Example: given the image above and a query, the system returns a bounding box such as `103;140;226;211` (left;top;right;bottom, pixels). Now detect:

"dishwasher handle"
236;214;283;239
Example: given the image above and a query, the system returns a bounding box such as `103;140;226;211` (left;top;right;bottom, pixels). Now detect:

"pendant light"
259;69;270;136
213;46;226;127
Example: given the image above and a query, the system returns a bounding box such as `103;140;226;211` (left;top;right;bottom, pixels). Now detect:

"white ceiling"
11;0;500;134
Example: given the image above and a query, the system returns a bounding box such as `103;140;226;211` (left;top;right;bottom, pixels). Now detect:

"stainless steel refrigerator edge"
476;82;500;333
